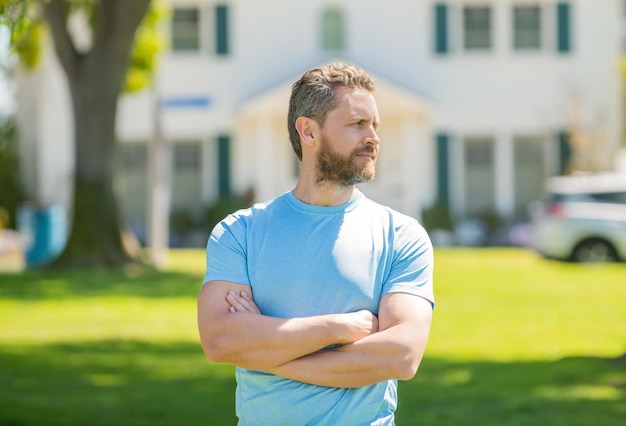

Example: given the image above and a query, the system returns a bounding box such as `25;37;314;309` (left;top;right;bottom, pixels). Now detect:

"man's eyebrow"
350;114;372;121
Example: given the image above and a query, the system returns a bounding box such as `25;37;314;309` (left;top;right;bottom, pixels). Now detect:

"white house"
15;0;624;245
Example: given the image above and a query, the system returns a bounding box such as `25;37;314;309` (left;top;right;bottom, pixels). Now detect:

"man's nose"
364;128;380;146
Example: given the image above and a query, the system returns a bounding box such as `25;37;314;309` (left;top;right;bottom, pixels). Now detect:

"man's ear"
295;116;318;147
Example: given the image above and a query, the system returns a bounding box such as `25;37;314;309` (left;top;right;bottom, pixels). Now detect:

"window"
464;136;495;216
514;136;545;219
173;143;201;172
590;192;626;204
171;8;200;51
172;142;203;215
463;6;491;50
116;143;148;230
322;8;345;51
120;144;147;170
513;5;541;49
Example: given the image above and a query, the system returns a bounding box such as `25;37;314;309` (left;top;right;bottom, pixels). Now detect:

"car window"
589;192;626;204
548;193;589;203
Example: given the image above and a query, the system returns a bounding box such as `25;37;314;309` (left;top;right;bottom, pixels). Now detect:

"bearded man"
198;62;435;425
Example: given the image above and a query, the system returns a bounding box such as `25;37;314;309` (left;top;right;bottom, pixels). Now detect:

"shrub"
0;116;25;229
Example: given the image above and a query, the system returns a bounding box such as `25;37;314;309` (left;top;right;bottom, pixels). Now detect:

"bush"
421;201;453;231
0;116;25;229
169;209;197;238
204;195;251;232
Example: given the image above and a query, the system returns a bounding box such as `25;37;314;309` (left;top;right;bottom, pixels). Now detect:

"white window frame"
462;3;493;51
169;4;225;56
170;7;201;52
512;3;542;50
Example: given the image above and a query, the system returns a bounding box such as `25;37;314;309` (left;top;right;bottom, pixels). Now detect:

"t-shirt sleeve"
382;218;435;308
203;213;251;287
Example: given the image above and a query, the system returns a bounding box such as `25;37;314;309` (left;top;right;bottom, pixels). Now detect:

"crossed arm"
197;280;432;388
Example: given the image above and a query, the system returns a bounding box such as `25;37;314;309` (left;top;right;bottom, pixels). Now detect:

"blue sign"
162;96;212;109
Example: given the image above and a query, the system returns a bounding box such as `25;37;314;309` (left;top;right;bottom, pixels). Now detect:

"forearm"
200;310;358;370
269;294;433;388
198;282;377;370
268;323;427;388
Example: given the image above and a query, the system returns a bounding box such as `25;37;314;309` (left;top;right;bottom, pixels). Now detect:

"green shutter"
436;133;450;203
218;135;231;197
216;5;229;55
434;4;448;54
558;131;571;175
557;2;571;53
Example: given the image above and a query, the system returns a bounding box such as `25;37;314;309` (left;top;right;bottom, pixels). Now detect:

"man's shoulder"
218;192;290;227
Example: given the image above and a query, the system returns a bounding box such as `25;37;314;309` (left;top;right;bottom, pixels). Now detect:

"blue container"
17;204;67;267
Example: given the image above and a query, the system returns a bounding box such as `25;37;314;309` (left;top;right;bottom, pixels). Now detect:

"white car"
529;173;626;263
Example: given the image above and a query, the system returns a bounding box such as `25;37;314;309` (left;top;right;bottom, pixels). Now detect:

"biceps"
378;292;433;341
198;281;250;327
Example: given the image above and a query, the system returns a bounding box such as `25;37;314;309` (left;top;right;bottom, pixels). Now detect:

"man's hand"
226;290;261;314
338;309;379;344
266;293;433;388
198;280;379;370
226;290;379;345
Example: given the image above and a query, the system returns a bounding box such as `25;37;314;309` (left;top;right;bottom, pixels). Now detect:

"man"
198;62;434;425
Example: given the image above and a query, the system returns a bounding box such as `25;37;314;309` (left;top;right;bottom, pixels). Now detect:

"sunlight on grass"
429;248;626;361
87;373;128;387
534;385;623;401
0;297;198;343
2;248;624;359
162;248;207;276
1;248;625;426
437;368;472;386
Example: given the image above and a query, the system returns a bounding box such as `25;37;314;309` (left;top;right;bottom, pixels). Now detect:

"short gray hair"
287;62;375;160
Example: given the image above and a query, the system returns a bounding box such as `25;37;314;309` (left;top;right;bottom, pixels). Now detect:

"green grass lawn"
0;248;624;425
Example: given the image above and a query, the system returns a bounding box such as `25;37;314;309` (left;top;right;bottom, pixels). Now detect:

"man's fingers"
226;290;261;314
226;291;247;312
239;291;261;314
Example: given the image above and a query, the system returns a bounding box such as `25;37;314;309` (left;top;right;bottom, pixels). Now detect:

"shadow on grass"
398;355;626;426
0;340;236;426
1;340;624;426
0;268;202;300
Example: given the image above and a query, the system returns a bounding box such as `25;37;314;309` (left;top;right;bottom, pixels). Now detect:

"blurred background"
1;0;625;269
1;2;625;425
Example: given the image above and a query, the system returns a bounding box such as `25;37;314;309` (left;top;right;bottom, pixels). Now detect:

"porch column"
400;116;422;220
256;115;275;201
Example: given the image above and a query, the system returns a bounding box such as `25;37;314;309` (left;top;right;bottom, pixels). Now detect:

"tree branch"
40;0;78;78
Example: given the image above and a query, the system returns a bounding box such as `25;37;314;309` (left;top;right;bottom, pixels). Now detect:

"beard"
315;134;377;187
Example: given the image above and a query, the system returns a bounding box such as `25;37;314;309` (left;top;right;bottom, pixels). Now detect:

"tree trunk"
43;0;152;269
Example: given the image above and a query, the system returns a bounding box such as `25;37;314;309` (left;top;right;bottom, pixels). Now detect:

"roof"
237;60;431;120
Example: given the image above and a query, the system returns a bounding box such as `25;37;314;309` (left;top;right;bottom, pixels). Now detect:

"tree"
1;0;167;268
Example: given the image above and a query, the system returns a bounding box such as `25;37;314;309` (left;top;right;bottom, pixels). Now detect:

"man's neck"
292;179;356;207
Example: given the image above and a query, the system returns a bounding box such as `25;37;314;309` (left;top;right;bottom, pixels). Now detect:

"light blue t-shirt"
204;189;434;425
